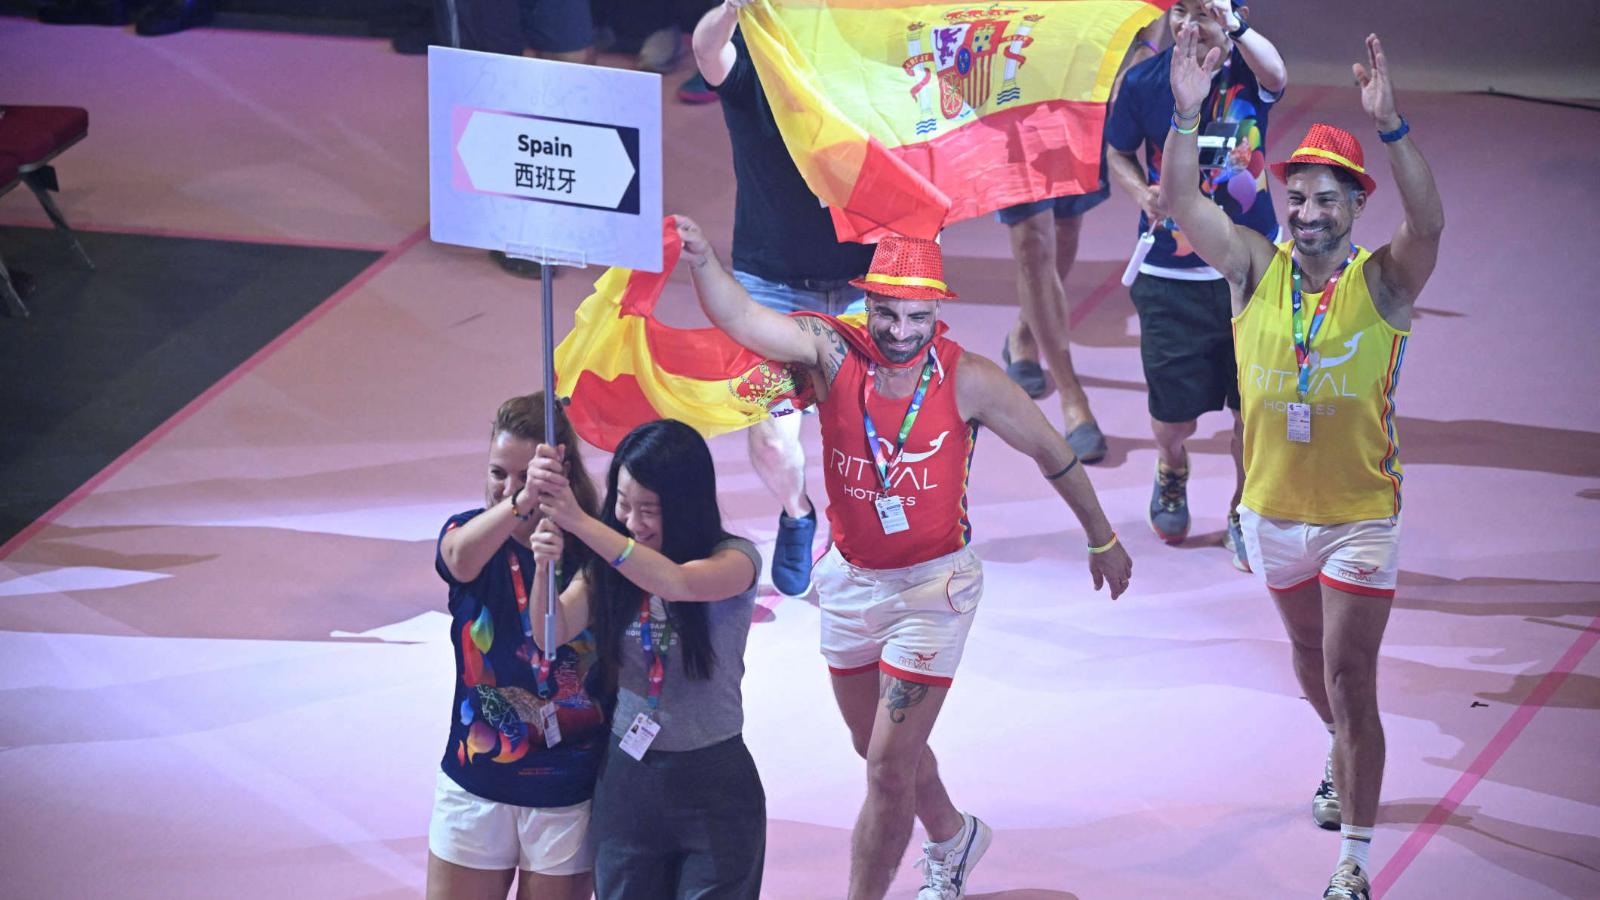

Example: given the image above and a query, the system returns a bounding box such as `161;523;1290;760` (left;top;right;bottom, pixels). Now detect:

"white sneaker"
1322;860;1371;899
1314;747;1342;830
915;814;991;900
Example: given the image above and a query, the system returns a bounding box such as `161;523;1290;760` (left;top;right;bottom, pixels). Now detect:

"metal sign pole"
539;262;560;666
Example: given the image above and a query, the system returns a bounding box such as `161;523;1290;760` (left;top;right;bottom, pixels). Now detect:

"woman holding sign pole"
528;419;767;898
428;393;607;900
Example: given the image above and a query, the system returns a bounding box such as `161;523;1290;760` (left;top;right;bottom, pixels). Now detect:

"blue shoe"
1225;511;1251;572
1000;339;1047;399
772;508;818;596
1065;422;1107;464
1148;461;1190;544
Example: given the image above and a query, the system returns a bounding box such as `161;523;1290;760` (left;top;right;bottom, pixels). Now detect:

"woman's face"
486;431;538;516
614;467;664;552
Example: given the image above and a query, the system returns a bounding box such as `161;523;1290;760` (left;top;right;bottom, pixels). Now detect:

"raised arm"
674;215;837;370
1160;22;1275;292
691;0;754;87
954;354;1132;599
1357;34;1444;329
439;471;537;583
528;444;758;604
1207;1;1286;94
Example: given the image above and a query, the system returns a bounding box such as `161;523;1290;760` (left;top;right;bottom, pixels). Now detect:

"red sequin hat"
1269;123;1378;195
848;234;958;301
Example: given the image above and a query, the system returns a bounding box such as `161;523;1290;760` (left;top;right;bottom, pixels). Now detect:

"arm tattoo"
820;329;847;387
794;318;849;387
879;676;929;724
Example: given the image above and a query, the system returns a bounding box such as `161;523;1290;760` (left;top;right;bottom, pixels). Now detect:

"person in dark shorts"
1105;0;1285;565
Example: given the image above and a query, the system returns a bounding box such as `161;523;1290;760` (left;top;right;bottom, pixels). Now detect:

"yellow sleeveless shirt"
1233;242;1410;524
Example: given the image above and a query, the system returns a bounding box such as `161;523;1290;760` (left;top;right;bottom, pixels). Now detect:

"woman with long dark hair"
427;393;606;900
527;418;765;899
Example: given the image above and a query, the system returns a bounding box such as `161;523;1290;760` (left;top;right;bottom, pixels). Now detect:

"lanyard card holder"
1197;120;1240;175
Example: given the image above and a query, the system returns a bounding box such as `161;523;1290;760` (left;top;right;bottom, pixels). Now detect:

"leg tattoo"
880;677;929;724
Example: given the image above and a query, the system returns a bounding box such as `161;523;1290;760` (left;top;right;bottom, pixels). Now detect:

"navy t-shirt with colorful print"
1106;45;1282;278
436;509;606;808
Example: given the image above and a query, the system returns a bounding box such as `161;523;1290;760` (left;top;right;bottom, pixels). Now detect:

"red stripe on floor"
1372;612;1600;897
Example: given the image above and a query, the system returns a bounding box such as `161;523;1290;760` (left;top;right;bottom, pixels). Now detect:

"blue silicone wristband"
1378;117;1409;143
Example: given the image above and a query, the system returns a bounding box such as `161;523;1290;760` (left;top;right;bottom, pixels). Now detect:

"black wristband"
1046;457;1080;481
510;486;532;521
1228;19;1250;39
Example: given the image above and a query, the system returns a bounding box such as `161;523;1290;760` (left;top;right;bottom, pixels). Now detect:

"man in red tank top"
676;215;1132;900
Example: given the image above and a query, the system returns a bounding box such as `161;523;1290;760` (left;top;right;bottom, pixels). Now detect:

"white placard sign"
428;47;663;272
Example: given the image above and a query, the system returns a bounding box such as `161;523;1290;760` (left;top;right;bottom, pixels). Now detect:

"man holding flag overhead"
674;214;1132;900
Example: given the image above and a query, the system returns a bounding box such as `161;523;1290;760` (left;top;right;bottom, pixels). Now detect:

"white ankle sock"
1340;824;1374;871
930;815;971;859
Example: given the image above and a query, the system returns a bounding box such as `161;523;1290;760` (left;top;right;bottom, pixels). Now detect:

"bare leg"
1230;411;1246;513
843;674;958;900
1150;418;1197;471
427;853;515;900
1270;580;1334;726
1322;585;1393;828
832;670;963;841
747;414;812;519
1006;213;1096;430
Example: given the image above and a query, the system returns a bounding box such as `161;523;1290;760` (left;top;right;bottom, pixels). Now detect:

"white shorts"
1237;505;1401;598
427;771;593;875
815;545;983;686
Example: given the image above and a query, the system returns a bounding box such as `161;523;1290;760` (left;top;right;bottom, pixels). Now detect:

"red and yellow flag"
554;219;819;451
740;0;1170;242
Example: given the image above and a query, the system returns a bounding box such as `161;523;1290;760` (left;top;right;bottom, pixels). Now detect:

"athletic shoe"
916;813;992;900
1314;748;1342;830
678;72;717;105
1322;860;1371;899
636;26;685;73
771;508;817;597
1148;461;1190;543
1000;339;1047;399
1065;422;1107;464
1224;511;1251;572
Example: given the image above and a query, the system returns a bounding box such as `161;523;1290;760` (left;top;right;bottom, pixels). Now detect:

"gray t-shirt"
612;537;761;752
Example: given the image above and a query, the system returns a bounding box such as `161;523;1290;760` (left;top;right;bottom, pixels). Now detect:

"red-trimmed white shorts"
815;545;982;687
1237;505;1401;599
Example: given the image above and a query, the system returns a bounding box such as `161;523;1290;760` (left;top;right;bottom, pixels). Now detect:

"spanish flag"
555;221;943;451
554;219;818;451
740;0;1171;242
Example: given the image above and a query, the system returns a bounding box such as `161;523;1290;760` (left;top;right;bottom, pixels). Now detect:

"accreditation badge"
1287;402;1313;443
875;495;910;535
619;712;660;761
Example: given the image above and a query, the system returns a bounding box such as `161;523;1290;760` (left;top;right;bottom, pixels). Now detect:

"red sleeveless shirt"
818;334;977;570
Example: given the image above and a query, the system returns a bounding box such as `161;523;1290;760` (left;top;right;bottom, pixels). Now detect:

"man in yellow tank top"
1159;25;1444;900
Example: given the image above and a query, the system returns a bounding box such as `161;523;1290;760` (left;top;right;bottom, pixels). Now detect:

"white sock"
929;814;971;859
1340;824;1374;872
1325;727;1337;782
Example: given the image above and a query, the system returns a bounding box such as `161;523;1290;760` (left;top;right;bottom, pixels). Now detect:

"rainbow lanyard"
1289;245;1359;400
507;554;554;698
861;353;936;489
637;598;674;711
